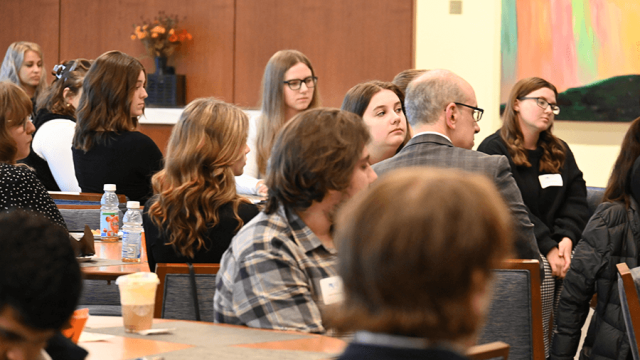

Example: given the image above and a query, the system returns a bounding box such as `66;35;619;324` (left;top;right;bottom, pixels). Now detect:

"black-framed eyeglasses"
518;97;560;115
283;76;317;91
454;102;484;122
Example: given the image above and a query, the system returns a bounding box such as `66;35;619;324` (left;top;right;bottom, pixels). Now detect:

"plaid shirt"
213;205;338;333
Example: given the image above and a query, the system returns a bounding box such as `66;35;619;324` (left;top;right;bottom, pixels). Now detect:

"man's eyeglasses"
283;76;317;91
518;97;560;115
454;102;484;122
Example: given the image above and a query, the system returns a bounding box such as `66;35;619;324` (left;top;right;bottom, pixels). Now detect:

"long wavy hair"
73;51;146;152
603;117;640;208
341;80;410;153
501;77;565;173
0;42;47;99
0;81;32;164
147;98;250;258
256;50;320;176
35;59;92;121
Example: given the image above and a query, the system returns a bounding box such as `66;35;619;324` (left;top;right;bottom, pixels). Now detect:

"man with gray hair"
374;69;541;262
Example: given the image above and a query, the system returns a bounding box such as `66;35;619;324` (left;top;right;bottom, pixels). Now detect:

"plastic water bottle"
100;184;120;242
122;201;143;263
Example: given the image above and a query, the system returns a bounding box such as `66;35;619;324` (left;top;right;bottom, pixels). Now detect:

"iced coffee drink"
116;272;159;333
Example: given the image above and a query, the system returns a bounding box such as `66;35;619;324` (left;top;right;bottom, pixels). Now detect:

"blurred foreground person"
0;210;83;360
330;168;513;360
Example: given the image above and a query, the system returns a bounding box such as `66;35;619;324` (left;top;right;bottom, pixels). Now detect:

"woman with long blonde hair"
0;41;46;101
144;98;259;272
236;49;320;195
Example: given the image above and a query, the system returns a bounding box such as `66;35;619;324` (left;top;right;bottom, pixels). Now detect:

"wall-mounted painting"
501;0;640;121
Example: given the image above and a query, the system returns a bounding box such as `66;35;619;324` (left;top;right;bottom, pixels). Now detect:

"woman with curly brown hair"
478;77;589;356
144;97;259;272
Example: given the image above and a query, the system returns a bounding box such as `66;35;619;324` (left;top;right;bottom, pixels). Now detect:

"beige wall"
414;0;629;187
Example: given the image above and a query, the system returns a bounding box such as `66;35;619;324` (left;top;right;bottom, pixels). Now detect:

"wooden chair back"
477;259;544;360
49;192;127;203
616;263;640;360
154;263;220;320
467;341;510;360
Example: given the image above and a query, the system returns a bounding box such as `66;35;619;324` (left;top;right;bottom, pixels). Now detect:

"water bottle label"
122;232;141;259
100;212;119;237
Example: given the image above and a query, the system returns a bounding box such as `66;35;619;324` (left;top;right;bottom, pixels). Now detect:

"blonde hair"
0;42;47;99
0;81;32;164
256;50;320;176
147;98;250;258
330;167;513;340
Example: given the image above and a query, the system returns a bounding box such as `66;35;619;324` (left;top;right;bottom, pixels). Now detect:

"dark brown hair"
36;59;92;118
264;108;370;214
392;69;427;95
501;77;565;173
329;167;513;340
73;51;146;152
341;80;410;151
603;116;640;208
0;81;32;164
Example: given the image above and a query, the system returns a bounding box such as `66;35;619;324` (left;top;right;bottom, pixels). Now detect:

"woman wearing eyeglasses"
478;77;589;357
235;50;320;195
22;59;92;191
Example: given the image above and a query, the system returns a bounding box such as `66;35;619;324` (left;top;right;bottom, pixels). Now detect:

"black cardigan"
143;200;259;272
478;130;589;256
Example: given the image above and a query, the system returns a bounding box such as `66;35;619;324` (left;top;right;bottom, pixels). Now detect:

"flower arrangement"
131;11;193;58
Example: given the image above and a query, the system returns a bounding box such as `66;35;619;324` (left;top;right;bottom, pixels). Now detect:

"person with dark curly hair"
214;108;377;333
0;210;83;360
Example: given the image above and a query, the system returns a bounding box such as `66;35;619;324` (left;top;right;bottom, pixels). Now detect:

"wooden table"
81;240;150;281
80;316;346;360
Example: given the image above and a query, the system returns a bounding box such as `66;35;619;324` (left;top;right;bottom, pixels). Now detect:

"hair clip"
53;64;66;79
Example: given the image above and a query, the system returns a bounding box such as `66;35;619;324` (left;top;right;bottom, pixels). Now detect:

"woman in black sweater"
478;77;589;356
144;98;259;272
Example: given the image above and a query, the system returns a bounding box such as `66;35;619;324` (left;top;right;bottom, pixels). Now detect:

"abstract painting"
501;0;640;121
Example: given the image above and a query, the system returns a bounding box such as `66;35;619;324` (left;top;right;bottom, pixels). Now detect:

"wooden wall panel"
234;0;414;108
59;0;235;103
0;0;60;85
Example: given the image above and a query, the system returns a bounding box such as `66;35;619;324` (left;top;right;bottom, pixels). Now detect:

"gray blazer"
374;133;541;261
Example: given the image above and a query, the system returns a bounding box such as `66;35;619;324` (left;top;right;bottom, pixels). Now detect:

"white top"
235;113;262;194
31;119;82;192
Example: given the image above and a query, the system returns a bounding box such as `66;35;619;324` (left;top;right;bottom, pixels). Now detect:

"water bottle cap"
127;201;140;209
103;184;116;191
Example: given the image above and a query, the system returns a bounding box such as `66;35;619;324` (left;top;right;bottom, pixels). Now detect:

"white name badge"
539;174;563;189
320;276;344;305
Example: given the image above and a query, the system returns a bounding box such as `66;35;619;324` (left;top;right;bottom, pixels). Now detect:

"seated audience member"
392;68;427;95
478;77;589;355
235;49;320;195
373;69;540;263
22;59;92;191
144;98;259;272
0;42;46;106
0;81;66;228
0;210;84;360
342;81;411;164
551;117;640;360
214;108;377;332
72;50;162;204
330;168;513;360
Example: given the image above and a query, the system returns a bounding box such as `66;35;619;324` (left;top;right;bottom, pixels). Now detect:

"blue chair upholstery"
477;260;544;360
78;279;121;316
586;187;605;218
161;273;217;322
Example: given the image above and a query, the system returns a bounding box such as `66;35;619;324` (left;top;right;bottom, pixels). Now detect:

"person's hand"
558;237;573;277
256;180;268;197
546;247;565;278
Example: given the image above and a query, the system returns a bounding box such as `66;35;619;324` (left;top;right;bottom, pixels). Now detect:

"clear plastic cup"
115;272;159;333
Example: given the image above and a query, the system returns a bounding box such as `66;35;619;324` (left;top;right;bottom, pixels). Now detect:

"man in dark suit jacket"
374;69;540;261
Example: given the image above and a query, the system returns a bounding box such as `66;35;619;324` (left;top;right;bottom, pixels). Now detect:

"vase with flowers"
131;11;192;75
